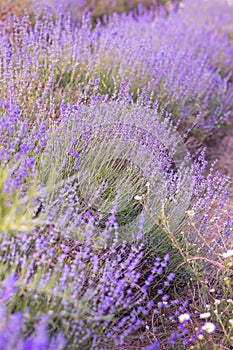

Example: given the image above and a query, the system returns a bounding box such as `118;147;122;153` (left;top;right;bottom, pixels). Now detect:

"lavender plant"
0;302;66;350
0;4;232;137
166;0;233;77
89;11;233;134
39;97;231;274
39;98;191;238
0;96;49;233
0;179;188;349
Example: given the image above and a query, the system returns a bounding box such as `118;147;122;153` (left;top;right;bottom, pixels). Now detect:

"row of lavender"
0;1;233;349
1;1;233;135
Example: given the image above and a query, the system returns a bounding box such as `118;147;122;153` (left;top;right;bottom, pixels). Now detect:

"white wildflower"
134;195;143;201
201;322;216;333
178;313;190;323
200;312;211;319
222;250;233;259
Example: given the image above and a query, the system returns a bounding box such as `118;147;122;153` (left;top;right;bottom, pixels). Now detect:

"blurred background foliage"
0;0;181;22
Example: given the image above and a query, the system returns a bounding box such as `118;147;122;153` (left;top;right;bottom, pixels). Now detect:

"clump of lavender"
39;98;190;240
0;5;232;137
0;303;65;350
0;273;65;349
166;0;233;77
179;0;233;38
89;10;233;134
0;96;49;233
0;208;182;349
39;98;230;272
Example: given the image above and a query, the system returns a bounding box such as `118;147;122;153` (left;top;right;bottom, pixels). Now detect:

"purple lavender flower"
1;274;17;303
0;304;66;350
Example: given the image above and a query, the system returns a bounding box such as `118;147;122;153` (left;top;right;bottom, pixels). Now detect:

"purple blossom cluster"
0;0;233;349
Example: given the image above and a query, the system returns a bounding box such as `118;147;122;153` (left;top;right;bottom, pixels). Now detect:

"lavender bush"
0;226;179;349
168;0;233;77
0;3;232;137
0;302;66;350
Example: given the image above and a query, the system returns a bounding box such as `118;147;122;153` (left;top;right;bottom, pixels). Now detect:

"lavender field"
0;0;233;349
